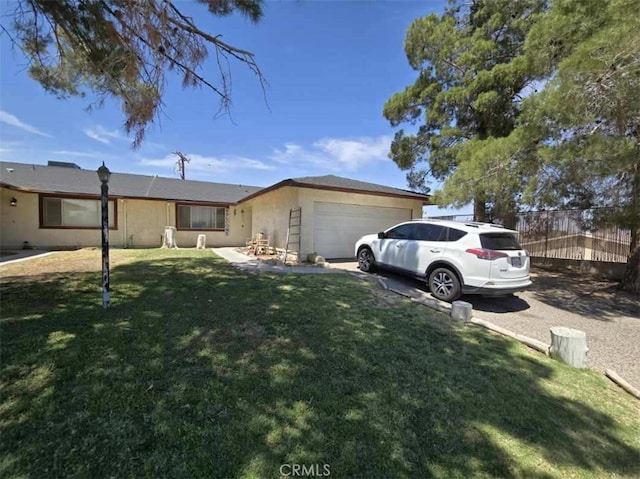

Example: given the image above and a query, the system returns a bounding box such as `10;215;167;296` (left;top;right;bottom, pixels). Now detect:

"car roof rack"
463;222;505;229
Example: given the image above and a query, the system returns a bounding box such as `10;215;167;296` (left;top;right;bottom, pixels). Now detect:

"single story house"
0;160;429;259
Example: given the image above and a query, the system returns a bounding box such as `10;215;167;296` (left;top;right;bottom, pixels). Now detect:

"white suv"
355;219;532;302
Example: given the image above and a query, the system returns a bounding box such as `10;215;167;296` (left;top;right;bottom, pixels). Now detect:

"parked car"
355;219;532;302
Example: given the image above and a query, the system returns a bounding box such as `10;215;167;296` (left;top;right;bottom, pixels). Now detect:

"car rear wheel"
357;247;376;273
428;267;461;302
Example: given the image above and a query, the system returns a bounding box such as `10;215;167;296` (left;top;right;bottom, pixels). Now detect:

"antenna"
172;151;190;180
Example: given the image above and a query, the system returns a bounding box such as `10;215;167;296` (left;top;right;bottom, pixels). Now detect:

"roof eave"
0;183;237;205
234;179;430;205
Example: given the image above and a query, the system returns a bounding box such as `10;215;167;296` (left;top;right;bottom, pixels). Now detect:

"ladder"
284;207;301;264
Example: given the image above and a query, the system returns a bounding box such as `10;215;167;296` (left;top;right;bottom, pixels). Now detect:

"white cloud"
138;153;275;177
270;135;392;171
139;140;166;151
0;109;51;137
83;125;129;144
83;129;110;144
53;150;111;160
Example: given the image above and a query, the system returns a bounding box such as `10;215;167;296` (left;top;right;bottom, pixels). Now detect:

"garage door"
313;202;412;259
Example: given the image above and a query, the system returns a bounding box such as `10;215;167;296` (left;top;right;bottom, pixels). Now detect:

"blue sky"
0;0;468;215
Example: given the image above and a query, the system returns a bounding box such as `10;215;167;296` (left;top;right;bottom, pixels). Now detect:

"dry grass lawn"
1;249;639;478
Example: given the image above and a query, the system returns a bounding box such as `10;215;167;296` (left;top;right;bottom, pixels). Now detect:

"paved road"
329;261;640;389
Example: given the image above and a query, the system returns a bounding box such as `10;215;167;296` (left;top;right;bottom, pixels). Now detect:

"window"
479;233;521;250
447;228;467;242
177;204;226;230
414;224;448;241
385;223;415;239
40;196;115;229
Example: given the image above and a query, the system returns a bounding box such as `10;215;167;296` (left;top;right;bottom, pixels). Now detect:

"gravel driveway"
467;268;640;386
329;261;640;388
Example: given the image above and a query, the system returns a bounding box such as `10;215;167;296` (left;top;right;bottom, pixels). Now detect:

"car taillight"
465;248;509;260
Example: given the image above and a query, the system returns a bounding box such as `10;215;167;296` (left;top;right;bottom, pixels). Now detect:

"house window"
40;196;116;229
177;204;226;230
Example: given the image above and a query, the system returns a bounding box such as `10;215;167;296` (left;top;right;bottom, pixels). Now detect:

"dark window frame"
175;203;228;231
385;223;415;239
446;227;468;242
38;194;118;230
479;232;522;250
413;223;449;241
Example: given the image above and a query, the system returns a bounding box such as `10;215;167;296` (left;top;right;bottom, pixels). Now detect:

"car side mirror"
377;232;386;239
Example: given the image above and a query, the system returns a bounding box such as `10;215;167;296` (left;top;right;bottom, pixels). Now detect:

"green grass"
1;249;639;478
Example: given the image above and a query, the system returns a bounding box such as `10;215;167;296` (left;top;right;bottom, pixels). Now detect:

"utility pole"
173;151;190;180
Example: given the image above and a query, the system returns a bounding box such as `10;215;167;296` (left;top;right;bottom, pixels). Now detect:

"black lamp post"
97;162;111;308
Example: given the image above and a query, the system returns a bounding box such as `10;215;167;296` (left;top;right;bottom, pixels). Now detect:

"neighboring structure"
0;161;429;259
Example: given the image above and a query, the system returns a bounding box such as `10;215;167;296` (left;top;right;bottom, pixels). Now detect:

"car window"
385;223;415;239
414;224;447;241
479;233;521;250
447;228;467;242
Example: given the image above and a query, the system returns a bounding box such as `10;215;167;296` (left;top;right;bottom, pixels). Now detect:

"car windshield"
479;233;521;251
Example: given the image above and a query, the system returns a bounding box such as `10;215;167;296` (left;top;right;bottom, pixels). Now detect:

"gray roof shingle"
290;174;429;200
237;174;430;203
0;162;429;205
0;161;262;203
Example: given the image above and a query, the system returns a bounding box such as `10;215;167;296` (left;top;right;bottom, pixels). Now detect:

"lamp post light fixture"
97;162;111;308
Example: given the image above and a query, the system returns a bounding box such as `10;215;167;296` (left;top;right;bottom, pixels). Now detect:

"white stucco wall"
0;188;124;249
297;188;424;258
237;186;425;259
0;188;249;249
239;186;300;250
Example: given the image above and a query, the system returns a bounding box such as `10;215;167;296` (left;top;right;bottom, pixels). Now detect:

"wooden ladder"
284;207;301;264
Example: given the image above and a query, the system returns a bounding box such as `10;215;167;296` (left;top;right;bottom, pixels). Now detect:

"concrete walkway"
212;247;345;275
0;250;55;265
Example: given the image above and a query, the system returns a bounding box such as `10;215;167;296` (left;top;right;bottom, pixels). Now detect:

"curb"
605;369;640;401
410;296;451;314
469;318;550;356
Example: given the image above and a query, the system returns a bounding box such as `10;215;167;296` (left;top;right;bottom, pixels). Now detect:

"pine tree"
521;0;640;294
383;0;547;222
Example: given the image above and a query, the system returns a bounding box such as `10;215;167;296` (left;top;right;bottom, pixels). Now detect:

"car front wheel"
357;247;376;273
428;267;461;302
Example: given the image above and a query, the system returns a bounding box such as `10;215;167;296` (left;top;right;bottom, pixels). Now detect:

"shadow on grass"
1;253;639;478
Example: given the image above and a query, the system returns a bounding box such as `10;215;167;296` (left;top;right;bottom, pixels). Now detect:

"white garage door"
313;202;412;259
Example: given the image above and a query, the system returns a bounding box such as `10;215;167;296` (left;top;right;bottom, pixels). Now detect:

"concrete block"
451;300;472;322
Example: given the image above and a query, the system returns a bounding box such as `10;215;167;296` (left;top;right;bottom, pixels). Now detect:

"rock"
307;253;326;264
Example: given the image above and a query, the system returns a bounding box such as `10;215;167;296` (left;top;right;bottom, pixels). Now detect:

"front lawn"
1;249;639;478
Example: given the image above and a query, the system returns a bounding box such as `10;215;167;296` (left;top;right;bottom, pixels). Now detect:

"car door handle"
430;249;442;253
396;244;405;248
